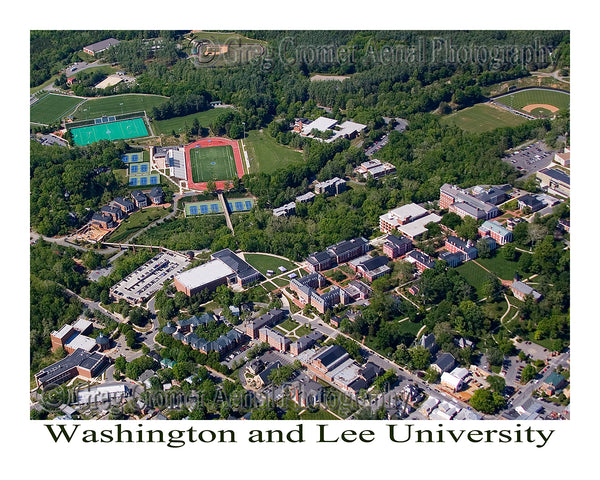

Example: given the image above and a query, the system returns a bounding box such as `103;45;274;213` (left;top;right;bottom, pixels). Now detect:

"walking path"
218;192;235;236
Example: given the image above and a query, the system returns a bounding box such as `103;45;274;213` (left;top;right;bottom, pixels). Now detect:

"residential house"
431;353;456;374
131;190;149;208
113;197;135;214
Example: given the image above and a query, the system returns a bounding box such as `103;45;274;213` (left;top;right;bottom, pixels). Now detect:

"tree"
476;238;492;259
502;243;517;261
114;356;127;374
521;364;538;384
469;388;505;414
455;216;479;241
481;275;503;303
487;375;506;394
206;180;217;193
408;345;431;371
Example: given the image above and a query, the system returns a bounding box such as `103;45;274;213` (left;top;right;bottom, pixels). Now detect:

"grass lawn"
243;253;297;276
456;261;494;297
106;207;171;243
476;251;521;281
30;93;84;124
262;282;278;292
295;325;312;337
278;318;300;332
441;103;528;133
189;31;267;45
72;94;169;120
244;129;303;174
152;109;224;136
272;277;290;288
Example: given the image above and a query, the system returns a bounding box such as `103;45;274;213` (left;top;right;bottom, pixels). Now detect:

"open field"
152;109;224;135
71;118;149;146
494;89;569;113
475;251;522;281
441;103;528;133
105;207;171;243
71;94;168;120
189;144;237;183
456;261;494;297
30;94;84;124
244;129;304;174
243;253;297;276
188;31;267;45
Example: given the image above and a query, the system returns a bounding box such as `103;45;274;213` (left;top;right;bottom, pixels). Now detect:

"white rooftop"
66;334;97;352
302;116;338;135
72;318;93;332
396;213;442;239
52;324;74;339
175;259;234;290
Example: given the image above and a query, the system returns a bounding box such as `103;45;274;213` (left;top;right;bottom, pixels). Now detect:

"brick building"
439;184;500;220
382;234;413;259
478;220;513;245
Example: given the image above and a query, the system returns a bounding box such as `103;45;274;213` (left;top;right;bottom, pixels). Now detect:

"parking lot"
503;141;556;177
110;251;190;304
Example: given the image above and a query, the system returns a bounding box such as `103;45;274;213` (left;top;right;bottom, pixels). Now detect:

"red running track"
184;137;244;191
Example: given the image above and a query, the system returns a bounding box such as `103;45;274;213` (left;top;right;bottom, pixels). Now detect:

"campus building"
314;177;347;196
348;255;391;282
536;168;570;198
273;202;296;217
259;327;290;352
510;281;542;302
35;349;110;389
90;212;115;229
444;236;478;262
478;220;513;245
439;184;500;220
382;234;413;259
131;190;149;208
245;309;287;339
354;159;397;179
405;250;436;273
174;249;262;296
83;38;120;56
379;203;442;239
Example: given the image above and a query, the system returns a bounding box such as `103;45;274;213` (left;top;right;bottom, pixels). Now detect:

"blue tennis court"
129;174;160;187
122;153;141;163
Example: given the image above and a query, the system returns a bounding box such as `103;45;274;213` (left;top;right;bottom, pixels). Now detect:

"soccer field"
72;94;169;120
71;118;149;146
30;94;83;124
441;103;529;133
189;144;238;182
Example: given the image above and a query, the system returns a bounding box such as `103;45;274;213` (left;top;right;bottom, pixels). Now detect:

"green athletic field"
189;144;237;182
30;94;84;124
71;118;149;146
71;94;168;120
495;89;570;113
441;103;528;133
